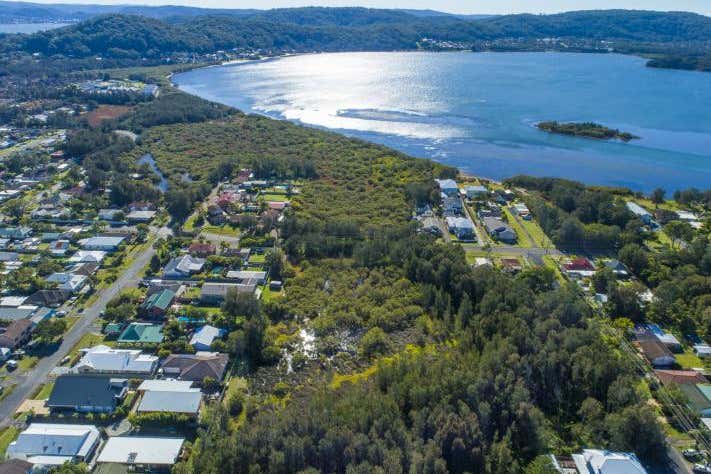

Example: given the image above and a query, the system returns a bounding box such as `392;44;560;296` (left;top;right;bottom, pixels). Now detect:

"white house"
569;449;647;474
78;236;125;251
46;272;88;293
189;325;225;351
97;437;185;468
163;255;206;279
6;423;100;467
225;270;267;285
74;345;159;375
68;250;107;264
136;380;202;417
435;179;459;197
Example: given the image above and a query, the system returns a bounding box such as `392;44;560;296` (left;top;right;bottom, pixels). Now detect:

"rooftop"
97;437;184;466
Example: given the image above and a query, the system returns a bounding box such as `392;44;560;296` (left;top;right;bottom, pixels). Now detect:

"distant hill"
0;0;258;22
3;8;710;62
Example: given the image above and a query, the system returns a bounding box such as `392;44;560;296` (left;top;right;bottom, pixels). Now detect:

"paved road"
0;227;169;427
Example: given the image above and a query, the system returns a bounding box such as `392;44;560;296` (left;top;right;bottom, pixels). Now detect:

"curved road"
0;226;170;427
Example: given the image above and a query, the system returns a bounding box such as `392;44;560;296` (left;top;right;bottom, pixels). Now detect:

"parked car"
684;449;702;460
6;360;18;370
56;310;67;317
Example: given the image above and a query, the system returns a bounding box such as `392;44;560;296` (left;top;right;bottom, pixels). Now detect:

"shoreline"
169;52;708;194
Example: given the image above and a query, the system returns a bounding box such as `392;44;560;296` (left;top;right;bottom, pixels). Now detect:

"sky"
26;0;711;15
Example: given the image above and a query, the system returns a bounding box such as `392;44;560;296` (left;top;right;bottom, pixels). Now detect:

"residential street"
0;226;169;427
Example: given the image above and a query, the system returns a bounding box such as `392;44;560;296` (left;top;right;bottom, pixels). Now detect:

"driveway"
0;227;169;427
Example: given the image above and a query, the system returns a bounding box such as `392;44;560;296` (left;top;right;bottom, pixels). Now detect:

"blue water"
0;23;70;33
173;52;711;192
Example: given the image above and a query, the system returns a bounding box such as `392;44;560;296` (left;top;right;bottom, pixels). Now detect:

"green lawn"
676;350;704;370
260;193;290;202
183;213;199;233
519;217;554;248
66;332;106;364
249;253;266;264
33;381;55;400
503;209;533;248
0;426;19;457
202;225;241;237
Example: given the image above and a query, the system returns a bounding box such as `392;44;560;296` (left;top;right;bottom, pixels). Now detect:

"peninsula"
536;121;640;141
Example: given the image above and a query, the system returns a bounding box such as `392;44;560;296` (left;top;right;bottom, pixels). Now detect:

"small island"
536;121;640;141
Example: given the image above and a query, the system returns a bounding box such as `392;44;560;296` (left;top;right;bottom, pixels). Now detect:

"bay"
173;52;711;192
0;23;70;33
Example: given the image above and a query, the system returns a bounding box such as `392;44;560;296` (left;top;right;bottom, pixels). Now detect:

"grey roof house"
47;375;128;413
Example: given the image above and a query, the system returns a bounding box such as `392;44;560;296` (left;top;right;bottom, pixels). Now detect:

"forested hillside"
4;8;711;59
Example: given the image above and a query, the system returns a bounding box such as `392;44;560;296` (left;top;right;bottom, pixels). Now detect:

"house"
0;251;21;263
637;337;675;367
190;325;225;351
0;296;27;307
464;185;488;199
473;257;493;267
137;379;195;394
442;196;463;216
45;272;88;293
6;423;100;467
126;210;156;223
0;306;52;324
129;202;156;212
200;282;256;304
188;242;216;257
500;258;523;274
0;319;34;350
694;343;711;358
74;345;158;375
47;375;128;413
68;250;106;264
482;217;517;243
24;289;72;307
49;240;70;256
98;208;122;221
604;259;629;278
679;383;711;417
140;289;176;318
67;262;100;277
78;236;125;251
419;216;441;236
225;270;267;285
655;369;707;387
512;202;531;220
551;449;647;474
562;258;595;278
117;323;164;345
96;437;184;469
163;255;205;279
625;202;654;226
435;179;459;197
136;380;202;416
160;352;229;382
0;227;31;240
644;324;681;351
445;216;475;241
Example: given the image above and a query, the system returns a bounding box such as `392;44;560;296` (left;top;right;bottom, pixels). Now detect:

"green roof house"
679;383;711;417
140;289;176;319
118;323;163;345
